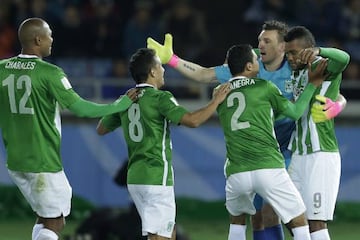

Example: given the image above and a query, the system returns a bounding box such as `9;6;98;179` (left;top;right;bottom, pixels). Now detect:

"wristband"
168;54;179;67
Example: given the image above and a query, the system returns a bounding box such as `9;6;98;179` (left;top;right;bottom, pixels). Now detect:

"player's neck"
21;49;42;59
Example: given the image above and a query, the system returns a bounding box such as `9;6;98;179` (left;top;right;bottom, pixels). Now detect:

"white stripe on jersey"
161;119;168;185
309;116;320;151
300;108;309;154
54;102;61;137
309;81;331;152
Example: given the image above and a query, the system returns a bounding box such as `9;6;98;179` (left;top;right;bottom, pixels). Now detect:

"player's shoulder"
253;77;268;84
0;56;17;65
38;59;64;73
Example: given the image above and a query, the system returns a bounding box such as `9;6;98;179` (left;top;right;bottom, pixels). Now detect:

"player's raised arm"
180;83;231;127
147;33;218;83
68;88;138;118
299;47;350;73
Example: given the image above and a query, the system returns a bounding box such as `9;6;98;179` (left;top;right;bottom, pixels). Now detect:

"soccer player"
284;26;350;240
0;18;138;240
147;21;347;240
217;44;327;240
96;48;231;240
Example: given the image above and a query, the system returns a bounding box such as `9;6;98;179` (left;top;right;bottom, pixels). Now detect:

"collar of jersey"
18;54;39;59
229;76;247;82
136;83;155;88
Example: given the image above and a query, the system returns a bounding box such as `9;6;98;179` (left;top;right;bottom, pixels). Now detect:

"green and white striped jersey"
0;55;80;172
100;84;188;186
289;48;350;155
217;77;291;178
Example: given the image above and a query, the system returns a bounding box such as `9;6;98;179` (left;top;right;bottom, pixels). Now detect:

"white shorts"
288;151;341;221
127;184;175;238
8;170;72;218
225;168;306;224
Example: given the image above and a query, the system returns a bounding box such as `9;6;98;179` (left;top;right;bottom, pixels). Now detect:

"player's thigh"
301;152;341;221
254;168;306;224
225;172;256;217
8;170;72;218
128;184;175;238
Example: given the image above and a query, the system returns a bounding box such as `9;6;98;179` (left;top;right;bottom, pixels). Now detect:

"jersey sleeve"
47;67;81;108
158;91;188;124
214;65;232;83
319;47;350;74
277;83;317;120
99;113;122;132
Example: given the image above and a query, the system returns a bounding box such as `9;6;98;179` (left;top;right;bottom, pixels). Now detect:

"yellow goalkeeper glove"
147;33;179;66
311;95;343;123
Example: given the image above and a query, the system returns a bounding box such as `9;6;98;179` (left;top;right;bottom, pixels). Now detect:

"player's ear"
35;36;41;46
245;62;253;71
150;68;156;77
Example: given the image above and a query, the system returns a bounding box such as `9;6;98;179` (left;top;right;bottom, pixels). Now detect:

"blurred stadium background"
0;0;359;238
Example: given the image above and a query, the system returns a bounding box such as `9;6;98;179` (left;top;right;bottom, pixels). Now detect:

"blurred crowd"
0;0;359;96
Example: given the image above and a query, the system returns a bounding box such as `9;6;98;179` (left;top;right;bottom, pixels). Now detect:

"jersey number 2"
227;92;250;131
2;74;34;114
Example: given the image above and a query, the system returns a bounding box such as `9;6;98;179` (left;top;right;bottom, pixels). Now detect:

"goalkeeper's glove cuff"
168;54;179;68
326;101;343;119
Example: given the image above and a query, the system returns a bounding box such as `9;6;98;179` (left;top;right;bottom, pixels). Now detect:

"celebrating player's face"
39;23;53;57
285;39;307;71
153;56;165;88
258;30;285;65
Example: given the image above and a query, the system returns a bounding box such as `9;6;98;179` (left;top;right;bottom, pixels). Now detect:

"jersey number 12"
2;74;34;114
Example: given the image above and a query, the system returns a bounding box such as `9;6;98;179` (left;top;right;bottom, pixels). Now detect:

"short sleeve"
158;91;188;124
47;67;81;108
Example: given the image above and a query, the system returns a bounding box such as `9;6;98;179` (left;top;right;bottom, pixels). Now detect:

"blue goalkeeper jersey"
214;58;295;153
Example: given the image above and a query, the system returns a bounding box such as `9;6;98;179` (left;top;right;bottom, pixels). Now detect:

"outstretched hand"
126;88;139;102
299;47;320;64
212;83;231;104
147;33;174;64
307;58;328;87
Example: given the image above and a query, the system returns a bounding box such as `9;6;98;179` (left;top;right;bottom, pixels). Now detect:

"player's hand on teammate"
311;95;343;123
212;83;231;104
125;88;140;102
298;47;320;64
147;33;174;64
307;58;328;87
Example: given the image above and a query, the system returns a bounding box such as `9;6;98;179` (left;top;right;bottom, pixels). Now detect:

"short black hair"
129;48;157;84
284;26;316;48
227;44;254;76
262;20;288;42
